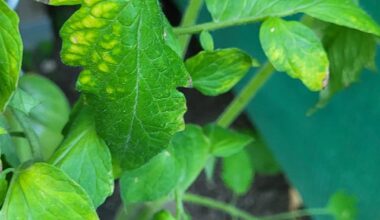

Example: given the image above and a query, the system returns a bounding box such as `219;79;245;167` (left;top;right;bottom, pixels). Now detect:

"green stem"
260;208;331;220
175;15;266;35
11;109;42;161
183;193;259;220
178;0;204;56
217;62;274;128
175;191;185;220
183;193;331;220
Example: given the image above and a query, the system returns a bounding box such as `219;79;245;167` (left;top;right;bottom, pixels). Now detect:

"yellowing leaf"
260;18;329;91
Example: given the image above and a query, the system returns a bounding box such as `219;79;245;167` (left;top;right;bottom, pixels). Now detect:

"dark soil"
23;1;298;219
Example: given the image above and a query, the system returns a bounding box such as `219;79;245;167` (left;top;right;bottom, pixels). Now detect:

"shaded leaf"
172;125;210;192
59;0;189;170
260;17;329;91
50;103;114;207
311;24;377;111
8;89;39;114
1;163;98;219
120;148;181;205
327;191;357;220
0;1;22;112
222;149;254;195
0;172;8;206
186;48;253;96
204;124;253;157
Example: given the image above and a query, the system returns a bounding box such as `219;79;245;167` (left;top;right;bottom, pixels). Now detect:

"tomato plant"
0;0;378;219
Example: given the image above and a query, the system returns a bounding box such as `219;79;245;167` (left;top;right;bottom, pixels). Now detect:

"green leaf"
8;89;40;114
60;0;189;170
200;31;214;51
260;17;329;91
327;191;357;220
204;124;253;157
172;125;210;192
0;1;22;112
153;210;176;220
186;48;253;96
205;0;380;36
50;103;114;207
1;163;98;219
222;149;254;196
0;115;19;166
303;0;380;36
311;24;377;111
16;74;70;160
246;134;281;175
120;148;181;205
164;18;183;57
37;0;81;5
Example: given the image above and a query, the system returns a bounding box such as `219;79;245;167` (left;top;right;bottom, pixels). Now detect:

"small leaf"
60;0;189;170
172;125;210;192
222;149;254;195
50;103;114;207
153;210;176;220
120;148;181;205
260;17;329;91
186;48;253;96
246;134;281;175
204;124;253;157
310;24;377;112
1;163;98;219
200;31;214;51
327;191;357;220
8;89;39;114
0;1;23;112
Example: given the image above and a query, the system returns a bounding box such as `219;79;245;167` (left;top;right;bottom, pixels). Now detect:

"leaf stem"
178;0;204;56
217;62;275;128
183;193;259;220
175;190;185;220
11;109;42;161
175;16;266;35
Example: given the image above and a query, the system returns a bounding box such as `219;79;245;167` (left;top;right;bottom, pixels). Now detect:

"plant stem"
175;191;185;220
11;109;42;161
260;208;331;220
183;193;259;220
175;15;266;35
217;62;274;128
183;193;331;220
178;0;204;57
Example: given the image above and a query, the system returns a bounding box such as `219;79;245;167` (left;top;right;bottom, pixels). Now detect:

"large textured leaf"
58;0;189;170
205;0;380;36
50;104;114;207
120;148;181;205
313;24;377;110
203;124;253;157
0;1;22;112
186;48;254;96
260;18;329;91
1;163;98;219
222;149;254;196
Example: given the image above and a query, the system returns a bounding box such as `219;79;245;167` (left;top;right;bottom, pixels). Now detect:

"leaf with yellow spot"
260;17;329;91
58;0;189;170
0;1;22;112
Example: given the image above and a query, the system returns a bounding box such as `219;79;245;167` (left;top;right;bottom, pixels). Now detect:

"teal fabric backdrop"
177;0;380;219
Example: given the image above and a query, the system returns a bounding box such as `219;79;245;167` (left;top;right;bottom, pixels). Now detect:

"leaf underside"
59;0;189;170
